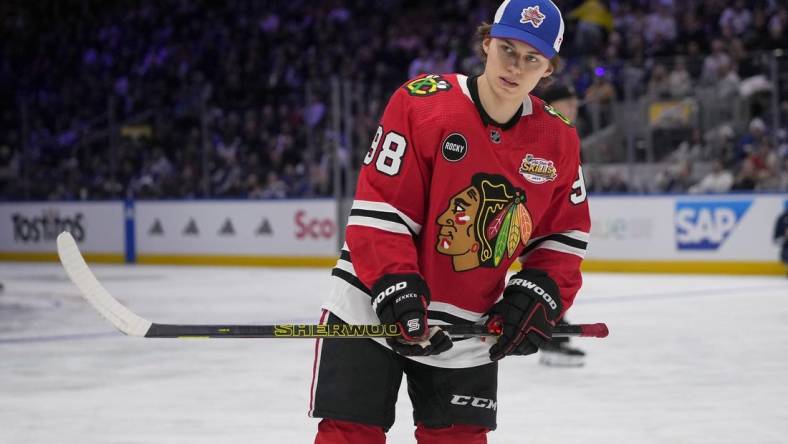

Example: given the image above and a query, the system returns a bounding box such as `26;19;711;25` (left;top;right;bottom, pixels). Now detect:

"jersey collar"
459;74;533;131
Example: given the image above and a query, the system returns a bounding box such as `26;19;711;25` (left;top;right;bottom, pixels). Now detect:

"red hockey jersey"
323;73;590;368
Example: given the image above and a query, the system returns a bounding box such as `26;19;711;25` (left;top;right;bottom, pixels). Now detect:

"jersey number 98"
363;125;408;176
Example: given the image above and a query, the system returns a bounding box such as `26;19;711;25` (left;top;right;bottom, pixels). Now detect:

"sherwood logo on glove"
507;278;557;310
372;281;407;311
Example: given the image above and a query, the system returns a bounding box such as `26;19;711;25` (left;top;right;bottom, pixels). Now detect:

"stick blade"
57;231;152;336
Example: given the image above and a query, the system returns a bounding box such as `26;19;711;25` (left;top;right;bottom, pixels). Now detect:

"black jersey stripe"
339;249;351;263
349;209;416;237
520;233;588;256
331;268;370;295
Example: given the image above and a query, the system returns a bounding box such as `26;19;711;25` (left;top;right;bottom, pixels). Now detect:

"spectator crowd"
0;0;786;200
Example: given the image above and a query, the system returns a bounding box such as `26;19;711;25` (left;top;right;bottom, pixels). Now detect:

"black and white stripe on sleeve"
330;245;370;295
346;200;422;237
519;230;589;260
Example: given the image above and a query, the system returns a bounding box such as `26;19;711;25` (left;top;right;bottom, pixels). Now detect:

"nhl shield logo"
490;129;501;144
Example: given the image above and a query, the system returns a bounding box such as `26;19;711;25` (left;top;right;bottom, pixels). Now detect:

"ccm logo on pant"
507;279;558;310
450;395;497;410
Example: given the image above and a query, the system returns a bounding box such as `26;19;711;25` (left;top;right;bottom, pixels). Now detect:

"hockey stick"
57;232;608;339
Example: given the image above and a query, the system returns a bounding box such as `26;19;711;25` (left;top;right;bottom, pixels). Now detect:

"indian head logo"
520;6;546;28
519;154;557;184
436;173;533;272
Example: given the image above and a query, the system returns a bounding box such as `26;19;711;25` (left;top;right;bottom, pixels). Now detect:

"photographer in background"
537;82;587;367
775;206;788;276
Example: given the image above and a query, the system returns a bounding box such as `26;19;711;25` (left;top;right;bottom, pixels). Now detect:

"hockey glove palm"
371;273;452;356
487;269;562;361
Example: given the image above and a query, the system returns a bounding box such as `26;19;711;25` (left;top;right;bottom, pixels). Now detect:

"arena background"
2;2;788;444
1;0;786;271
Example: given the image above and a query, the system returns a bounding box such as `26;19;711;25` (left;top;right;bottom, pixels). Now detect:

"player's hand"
371;273;452;356
387;326;453;356
487;269;562;361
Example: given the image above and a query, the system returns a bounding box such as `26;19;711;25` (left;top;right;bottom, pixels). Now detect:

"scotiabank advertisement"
0;202;125;253
135;200;338;256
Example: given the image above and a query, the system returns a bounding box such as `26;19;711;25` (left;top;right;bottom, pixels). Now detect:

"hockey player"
775;207;788;276
536;82;587;367
311;1;590;442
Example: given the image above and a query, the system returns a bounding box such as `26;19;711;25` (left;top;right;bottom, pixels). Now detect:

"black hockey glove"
487;269;562;361
371;273;452;356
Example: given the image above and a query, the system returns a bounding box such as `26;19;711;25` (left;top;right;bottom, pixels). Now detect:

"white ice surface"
1;263;786;444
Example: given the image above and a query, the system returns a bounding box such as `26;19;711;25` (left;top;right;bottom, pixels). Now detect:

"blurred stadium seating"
1;0;786;200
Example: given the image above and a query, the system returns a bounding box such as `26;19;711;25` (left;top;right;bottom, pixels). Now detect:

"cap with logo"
491;0;565;58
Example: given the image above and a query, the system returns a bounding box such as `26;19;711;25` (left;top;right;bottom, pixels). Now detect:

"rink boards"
1;194;785;274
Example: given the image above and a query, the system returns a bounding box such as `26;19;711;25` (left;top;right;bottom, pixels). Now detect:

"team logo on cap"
520;6;546;28
405;74;452;97
519;154;557;184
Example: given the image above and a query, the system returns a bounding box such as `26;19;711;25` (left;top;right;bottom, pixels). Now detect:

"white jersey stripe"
525;229;589;246
458;74;471;100
521;240;586;260
351;200;422;234
334;258;356;275
428;301;486;323
347;215;412;235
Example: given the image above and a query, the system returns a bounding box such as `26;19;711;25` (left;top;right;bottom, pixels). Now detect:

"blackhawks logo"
436;173;533;272
405;74;452;97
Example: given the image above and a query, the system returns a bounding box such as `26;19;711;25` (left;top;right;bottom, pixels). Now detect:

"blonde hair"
475;23;561;83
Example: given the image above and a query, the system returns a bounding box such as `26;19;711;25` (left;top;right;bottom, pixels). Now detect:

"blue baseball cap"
490;0;565;58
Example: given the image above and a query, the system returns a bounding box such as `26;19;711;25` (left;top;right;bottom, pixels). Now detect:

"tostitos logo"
519;154;557;184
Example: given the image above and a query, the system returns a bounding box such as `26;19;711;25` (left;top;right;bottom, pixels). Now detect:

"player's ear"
482;37;491;56
542;63;554;78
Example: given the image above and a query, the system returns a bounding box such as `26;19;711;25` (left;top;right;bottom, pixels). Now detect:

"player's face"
483;37;553;99
436;186;481;270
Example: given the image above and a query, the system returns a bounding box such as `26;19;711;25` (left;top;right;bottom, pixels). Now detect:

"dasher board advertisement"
587;194;784;261
135;200;338;257
0;202;125;255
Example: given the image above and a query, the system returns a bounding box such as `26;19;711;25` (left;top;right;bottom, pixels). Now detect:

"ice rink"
1;262;786;444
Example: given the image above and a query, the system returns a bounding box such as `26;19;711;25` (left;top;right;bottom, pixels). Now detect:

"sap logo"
675;201;752;250
450;395;497;410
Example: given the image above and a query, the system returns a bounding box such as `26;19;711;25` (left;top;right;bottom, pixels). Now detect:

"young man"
311;1;590;442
